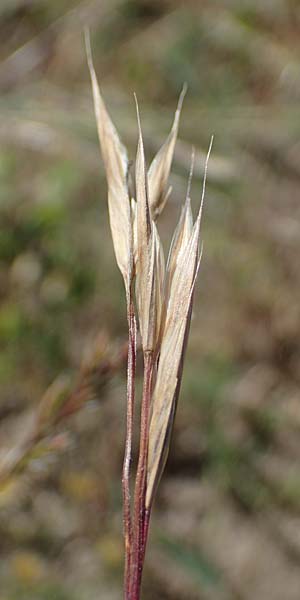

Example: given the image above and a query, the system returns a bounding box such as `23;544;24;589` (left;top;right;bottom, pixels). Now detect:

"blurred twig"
0;331;127;486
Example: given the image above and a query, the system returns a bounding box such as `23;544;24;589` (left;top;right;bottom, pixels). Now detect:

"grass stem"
123;293;137;598
130;351;153;598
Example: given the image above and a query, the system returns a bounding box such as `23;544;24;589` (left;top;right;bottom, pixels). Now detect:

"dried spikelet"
165;149;195;299
146;138;213;508
85;30;132;287
135;94;152;252
146;230;202;507
153;221;165;350
148;84;187;220
156;154;194;355
134;96;165;353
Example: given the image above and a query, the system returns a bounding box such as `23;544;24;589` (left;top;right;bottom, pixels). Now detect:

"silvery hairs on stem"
85;29;213;507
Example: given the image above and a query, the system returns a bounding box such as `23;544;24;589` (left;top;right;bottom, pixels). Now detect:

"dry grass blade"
146;139;213;508
85;29;132;285
146;231;201;508
148;84;187;220
153;221;165;350
166;148;195;294
134;95;165;354
134;93;152;251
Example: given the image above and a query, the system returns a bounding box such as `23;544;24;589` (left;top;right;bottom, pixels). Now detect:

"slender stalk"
123;293;137;599
141;507;151;563
130;352;153;598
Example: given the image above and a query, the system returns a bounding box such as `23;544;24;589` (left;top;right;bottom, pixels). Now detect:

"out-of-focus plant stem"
0;334;127;487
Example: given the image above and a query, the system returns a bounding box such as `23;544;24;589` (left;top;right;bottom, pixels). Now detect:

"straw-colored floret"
85;31;132;288
147;84;187;220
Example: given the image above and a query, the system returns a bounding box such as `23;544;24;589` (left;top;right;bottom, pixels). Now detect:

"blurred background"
1;0;300;598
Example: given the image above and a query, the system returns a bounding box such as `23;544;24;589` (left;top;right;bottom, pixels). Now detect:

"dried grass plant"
0;332;126;487
86;31;213;600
